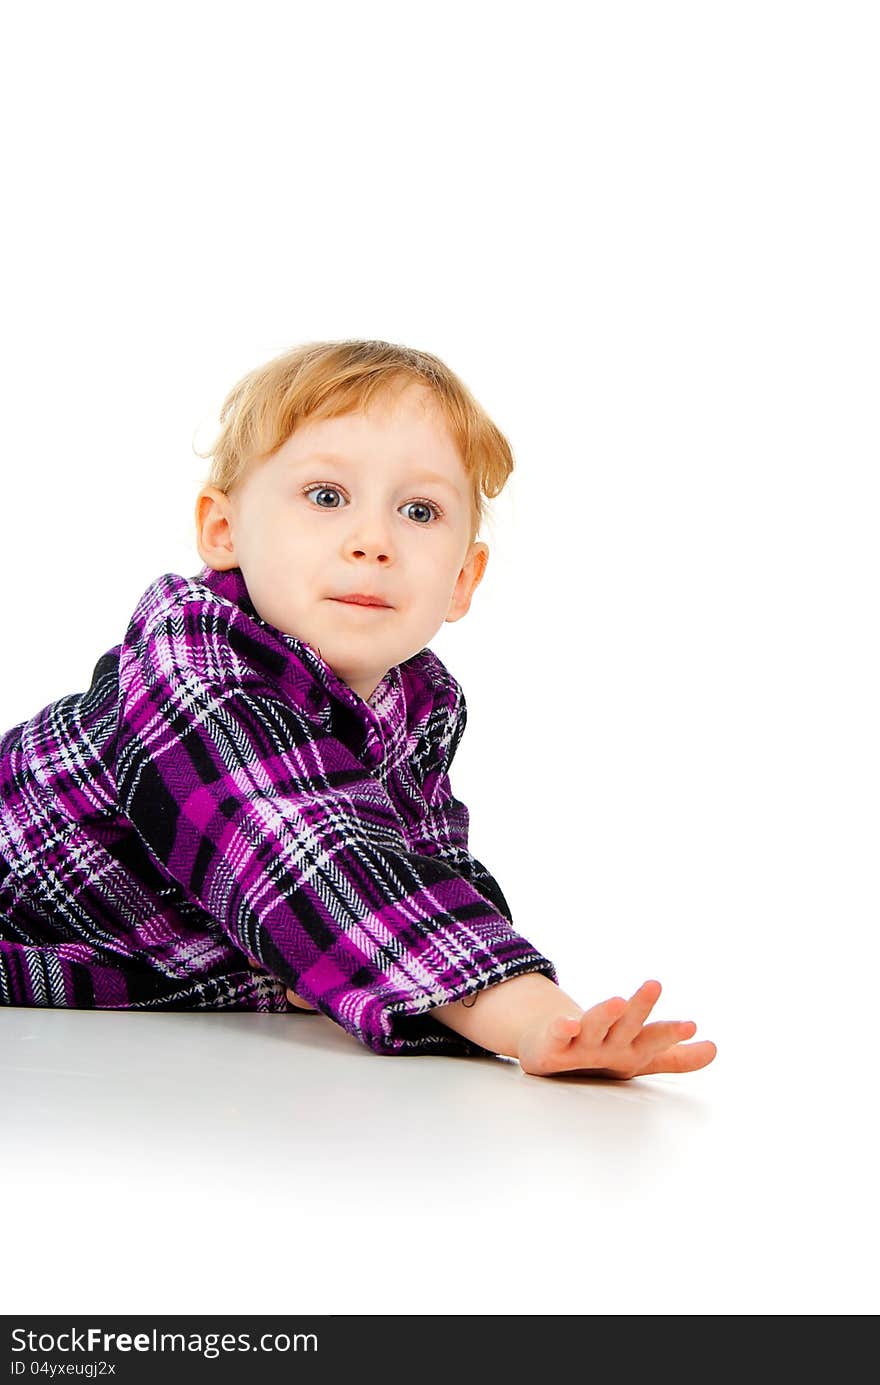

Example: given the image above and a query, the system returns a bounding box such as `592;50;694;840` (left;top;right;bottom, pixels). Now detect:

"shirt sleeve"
411;776;517;927
114;599;559;1057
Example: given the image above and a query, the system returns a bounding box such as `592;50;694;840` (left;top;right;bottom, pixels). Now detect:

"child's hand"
245;955;318;1011
516;979;716;1079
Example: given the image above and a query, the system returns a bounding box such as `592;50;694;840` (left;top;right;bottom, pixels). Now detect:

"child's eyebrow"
292;451;463;498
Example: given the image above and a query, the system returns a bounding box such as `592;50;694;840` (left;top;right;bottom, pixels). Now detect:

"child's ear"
446;542;489;623
195;486;238;570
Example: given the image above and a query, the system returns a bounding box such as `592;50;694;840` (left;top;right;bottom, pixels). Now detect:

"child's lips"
330;595;393;609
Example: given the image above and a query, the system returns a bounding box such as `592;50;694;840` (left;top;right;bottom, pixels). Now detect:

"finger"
580;994;628;1042
247;957;316;1011
634;1039;718;1076
606;979;662;1046
632;1018;698;1056
547;1015;583;1047
286;987;318;1012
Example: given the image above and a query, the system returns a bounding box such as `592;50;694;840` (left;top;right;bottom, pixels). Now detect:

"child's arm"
259;962;718;1077
412;767;716;1078
431;975;717;1077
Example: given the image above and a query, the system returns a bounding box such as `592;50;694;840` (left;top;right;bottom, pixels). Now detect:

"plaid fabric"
0;565;558;1055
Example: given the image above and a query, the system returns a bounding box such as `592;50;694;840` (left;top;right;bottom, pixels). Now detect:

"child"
0;339;716;1080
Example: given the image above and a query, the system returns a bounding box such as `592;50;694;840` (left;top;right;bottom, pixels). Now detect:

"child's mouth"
330;595;393;609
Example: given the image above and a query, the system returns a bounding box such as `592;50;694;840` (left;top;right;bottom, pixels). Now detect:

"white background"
1;1;877;1316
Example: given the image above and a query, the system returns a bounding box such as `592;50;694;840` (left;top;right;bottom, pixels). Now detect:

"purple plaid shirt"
0;565;557;1055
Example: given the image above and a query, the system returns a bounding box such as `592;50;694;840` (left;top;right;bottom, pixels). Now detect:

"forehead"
272;388;467;488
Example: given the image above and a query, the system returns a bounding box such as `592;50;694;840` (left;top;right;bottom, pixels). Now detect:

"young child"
0;339;716;1080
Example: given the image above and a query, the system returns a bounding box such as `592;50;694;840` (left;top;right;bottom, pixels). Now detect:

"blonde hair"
193;339;515;547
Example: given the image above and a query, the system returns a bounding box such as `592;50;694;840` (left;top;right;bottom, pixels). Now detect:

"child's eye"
400;499;443;524
303;484;346;509
301;485;443;524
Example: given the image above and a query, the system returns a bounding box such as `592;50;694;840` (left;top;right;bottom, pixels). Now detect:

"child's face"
195;382;489;703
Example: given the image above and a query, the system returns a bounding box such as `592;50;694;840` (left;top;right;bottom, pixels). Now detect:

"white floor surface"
1;1004;875;1317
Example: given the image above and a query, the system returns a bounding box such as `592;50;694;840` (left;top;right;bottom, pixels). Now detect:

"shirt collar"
194;565;463;776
